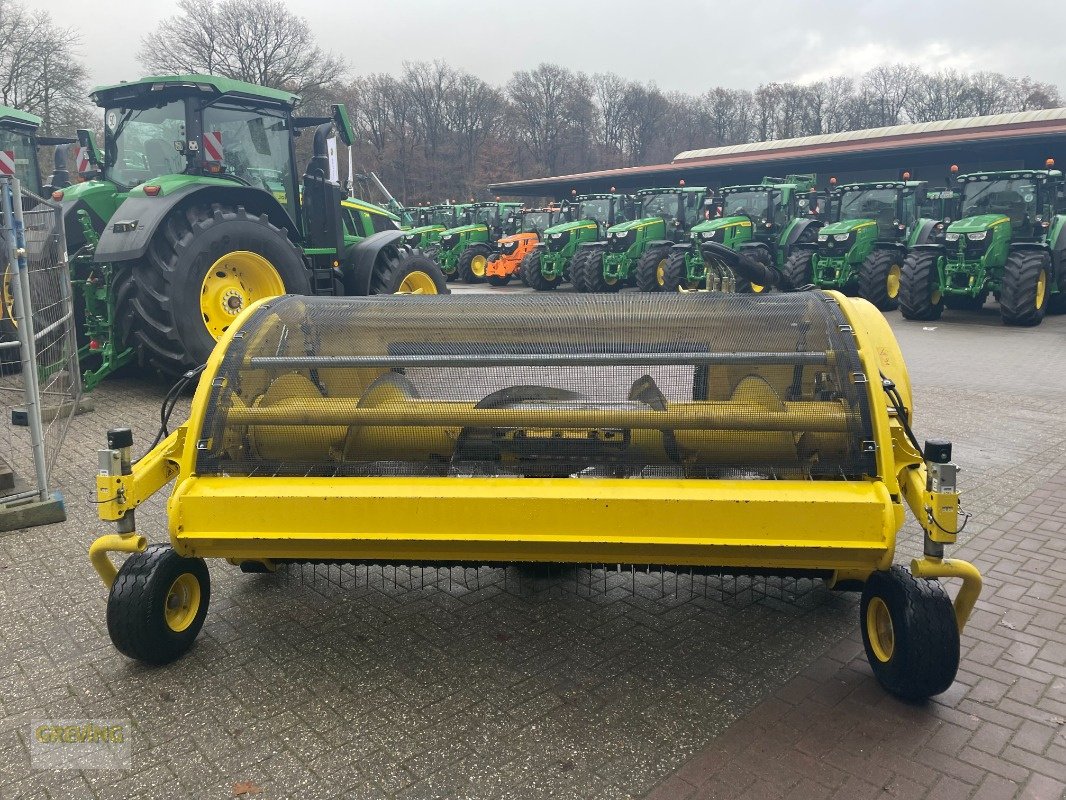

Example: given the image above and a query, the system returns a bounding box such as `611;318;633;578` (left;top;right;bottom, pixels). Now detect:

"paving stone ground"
1;290;1064;799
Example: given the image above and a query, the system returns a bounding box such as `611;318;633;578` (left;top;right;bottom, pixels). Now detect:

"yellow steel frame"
88;292;981;632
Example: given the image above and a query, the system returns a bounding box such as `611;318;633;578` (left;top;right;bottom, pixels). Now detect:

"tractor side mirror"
332;104;355;148
77;129;102;167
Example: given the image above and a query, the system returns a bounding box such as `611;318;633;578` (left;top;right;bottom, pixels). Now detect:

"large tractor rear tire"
858;249;903;311
860;566;959;701
457;243;491;284
523;251;559;291
999;250;1050;326
369;252;448;295
584;247;619;293
115;204;310;377
782;250;813;289
635;246;671;292
898;250;944;321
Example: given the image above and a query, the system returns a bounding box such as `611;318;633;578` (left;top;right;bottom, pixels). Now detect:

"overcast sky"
35;0;1066;94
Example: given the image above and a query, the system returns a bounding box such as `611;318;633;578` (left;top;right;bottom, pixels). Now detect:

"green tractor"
578;184;709;293
666;175;821;293
790;177;943;310
520;193;629;291
401;204;468;260
899;165;1066;325
45;74;445;387
435;201;523;283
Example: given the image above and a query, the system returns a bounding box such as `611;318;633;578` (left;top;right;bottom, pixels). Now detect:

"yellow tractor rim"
397;271;439;295
164;573;201;633
1036;269;1047;308
931;288;942;304
1;266;13;326
470;254;488;278
200;251;285;340
887;264;901;299
656;259;667;286
751;283;765;293
866;597;895;663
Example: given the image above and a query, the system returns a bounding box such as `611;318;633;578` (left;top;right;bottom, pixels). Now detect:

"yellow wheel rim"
164;573;201;633
656;259;667;286
751;283;765;293
886;264;901;299
931;288;942;304
1;266;13;326
470;254;488;277
1036;269;1047;308
397;271;439;295
200;251;285;340
866;597;895;663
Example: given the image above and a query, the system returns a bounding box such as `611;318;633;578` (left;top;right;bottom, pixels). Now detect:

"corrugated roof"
672;108;1066;162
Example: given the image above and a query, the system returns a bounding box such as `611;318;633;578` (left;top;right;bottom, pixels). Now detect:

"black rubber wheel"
860;566;960;701
368;252;449;295
735;247;772;294
858;249;903;311
457;243;492;284
107;543;211;665
899;250;944;321
661;250;699;292
782;249;814;290
583;246;618;293
635;246;671;292
113;204;310;378
999;249;1050;326
523;250;559;291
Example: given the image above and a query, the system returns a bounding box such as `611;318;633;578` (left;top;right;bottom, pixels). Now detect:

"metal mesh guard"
197;292;875;480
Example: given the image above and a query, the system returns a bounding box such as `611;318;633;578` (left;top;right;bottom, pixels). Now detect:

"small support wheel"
107;543;211;665
860;565;959;700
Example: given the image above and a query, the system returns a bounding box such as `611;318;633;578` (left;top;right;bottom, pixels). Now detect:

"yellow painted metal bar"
168;476;896;571
910;556;982;631
95;428;186;522
88;533;147;588
224;399;853;432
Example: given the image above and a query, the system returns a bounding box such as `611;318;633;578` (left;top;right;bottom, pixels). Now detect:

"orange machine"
486;206;560;286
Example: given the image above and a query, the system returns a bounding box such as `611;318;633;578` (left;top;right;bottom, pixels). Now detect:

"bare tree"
0;0;90;134
138;0;346;103
507;64;594;175
862;64;921;126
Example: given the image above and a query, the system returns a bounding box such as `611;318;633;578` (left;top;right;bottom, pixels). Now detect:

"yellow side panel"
170;477;896;570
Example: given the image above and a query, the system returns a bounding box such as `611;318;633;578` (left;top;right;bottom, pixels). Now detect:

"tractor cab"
699;175;818;250
401;204;467;251
0;105;45;195
821;180;929;244
0;105;80;199
517;207;555;235
951;170;1060;241
630;185;707;237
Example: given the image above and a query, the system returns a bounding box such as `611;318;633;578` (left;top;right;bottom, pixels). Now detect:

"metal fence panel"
1;178;80;514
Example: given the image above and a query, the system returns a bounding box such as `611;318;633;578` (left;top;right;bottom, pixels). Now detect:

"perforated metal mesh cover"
196;292;875;480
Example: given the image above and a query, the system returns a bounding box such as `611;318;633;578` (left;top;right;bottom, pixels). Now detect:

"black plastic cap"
107;427;133;449
924;439;952;464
